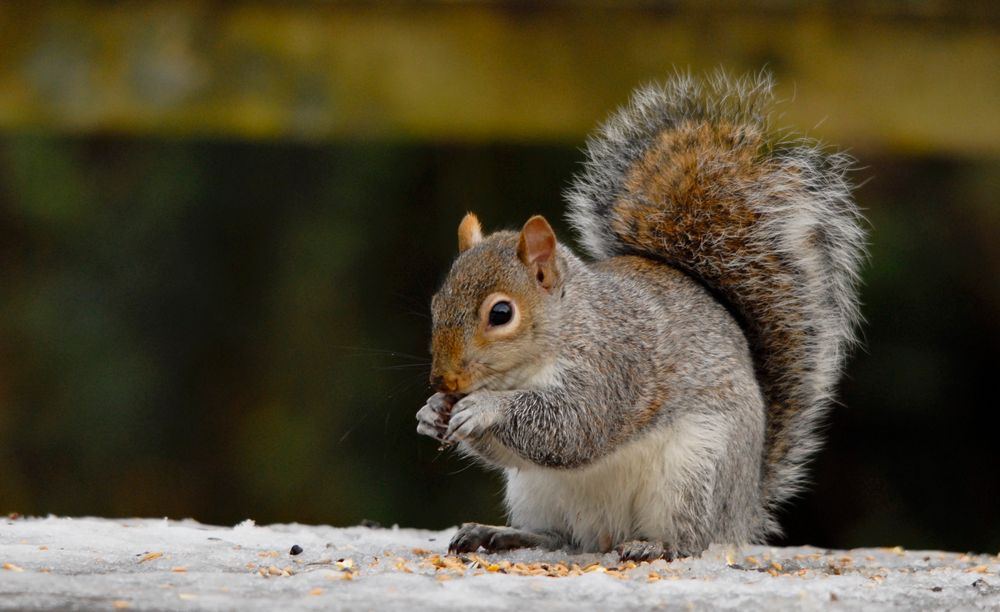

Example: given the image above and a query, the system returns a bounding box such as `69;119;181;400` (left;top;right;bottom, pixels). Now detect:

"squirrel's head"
429;213;565;395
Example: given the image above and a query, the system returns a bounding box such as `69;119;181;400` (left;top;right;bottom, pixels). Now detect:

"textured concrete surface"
1;516;998;610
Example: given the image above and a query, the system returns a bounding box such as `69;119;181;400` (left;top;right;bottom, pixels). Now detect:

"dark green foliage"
0;136;996;552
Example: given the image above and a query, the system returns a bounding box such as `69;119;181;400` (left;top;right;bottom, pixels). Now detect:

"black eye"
488;301;513;326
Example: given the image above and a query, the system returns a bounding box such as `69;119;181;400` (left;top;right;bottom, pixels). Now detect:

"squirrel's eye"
488;301;513;326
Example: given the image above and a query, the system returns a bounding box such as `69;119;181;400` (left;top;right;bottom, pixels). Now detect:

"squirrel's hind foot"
616;540;692;562
448;523;561;554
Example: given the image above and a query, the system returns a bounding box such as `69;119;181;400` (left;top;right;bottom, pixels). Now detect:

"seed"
290;545;303;556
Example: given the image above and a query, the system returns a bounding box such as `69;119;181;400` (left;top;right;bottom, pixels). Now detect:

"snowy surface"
1;517;999;610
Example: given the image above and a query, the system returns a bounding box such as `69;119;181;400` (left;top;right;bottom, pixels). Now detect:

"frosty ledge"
1;517;998;611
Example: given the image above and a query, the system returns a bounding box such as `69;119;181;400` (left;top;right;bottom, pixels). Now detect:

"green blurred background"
1;2;998;553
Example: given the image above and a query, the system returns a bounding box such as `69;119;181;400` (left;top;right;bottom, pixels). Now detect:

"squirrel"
416;71;866;561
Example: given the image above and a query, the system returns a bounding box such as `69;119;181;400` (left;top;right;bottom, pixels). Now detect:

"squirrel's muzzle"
430;372;463;394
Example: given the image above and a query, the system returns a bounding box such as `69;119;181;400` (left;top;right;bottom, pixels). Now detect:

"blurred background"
1;2;998;553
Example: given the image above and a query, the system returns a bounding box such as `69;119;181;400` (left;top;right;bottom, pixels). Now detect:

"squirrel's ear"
518;215;559;292
458;213;483;252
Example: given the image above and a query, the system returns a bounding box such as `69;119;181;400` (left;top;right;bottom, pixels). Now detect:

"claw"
448;523;490;554
416;392;461;443
616;540;677;562
449;523;559;554
443;394;500;443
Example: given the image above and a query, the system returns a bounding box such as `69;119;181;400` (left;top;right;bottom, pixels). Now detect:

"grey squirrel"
416;72;866;561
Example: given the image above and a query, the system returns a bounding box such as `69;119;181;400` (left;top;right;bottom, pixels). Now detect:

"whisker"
380;375;427;401
376;363;432;371
337;410;371;444
448;460;479;476
331;345;429;362
404;309;431;321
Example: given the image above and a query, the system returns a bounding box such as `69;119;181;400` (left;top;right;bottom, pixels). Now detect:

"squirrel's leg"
445;387;628;469
449;523;564;554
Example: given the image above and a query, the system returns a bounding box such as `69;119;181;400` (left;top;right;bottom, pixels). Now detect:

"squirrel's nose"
431;373;459;393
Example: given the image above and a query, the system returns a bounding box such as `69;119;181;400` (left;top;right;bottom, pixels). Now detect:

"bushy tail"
565;71;866;521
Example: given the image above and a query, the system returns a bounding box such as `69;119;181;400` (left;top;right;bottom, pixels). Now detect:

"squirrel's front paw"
445;393;501;443
416;392;460;441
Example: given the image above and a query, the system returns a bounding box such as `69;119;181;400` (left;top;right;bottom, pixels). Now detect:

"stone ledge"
1;517;998;610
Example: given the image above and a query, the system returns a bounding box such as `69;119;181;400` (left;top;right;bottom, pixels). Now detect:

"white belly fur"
503;411;726;551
